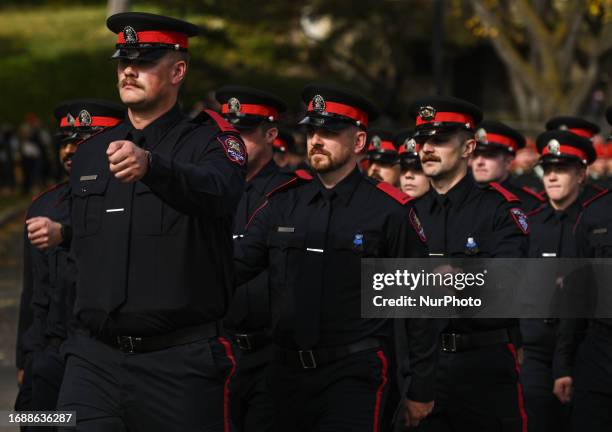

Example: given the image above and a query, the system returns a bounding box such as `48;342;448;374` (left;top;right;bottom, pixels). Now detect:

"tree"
107;0;130;17
466;0;612;126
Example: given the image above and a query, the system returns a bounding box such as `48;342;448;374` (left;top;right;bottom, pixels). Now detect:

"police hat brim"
368;152;399;165
110;47;170;62
298;115;356;131
473;143;514;156
413;125;470;141
539;154;588;167
400;157;423;171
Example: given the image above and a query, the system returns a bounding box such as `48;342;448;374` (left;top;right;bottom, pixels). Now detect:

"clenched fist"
405;399;434;428
26;216;63;250
107;140;149;183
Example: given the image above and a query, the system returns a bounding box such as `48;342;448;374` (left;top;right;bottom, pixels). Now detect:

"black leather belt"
97;322;219;354
227;329;271;352
275;338;382;369
440;328;511;353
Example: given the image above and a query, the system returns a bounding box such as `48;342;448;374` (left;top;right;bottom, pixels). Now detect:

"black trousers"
267;347;393;432
57;333;236;432
229;345;275;432
570;327;612;432
520;351;569;432
413;343;527;432
32;345;65;412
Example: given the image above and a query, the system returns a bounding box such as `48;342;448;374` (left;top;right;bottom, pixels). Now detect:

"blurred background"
0;0;611;416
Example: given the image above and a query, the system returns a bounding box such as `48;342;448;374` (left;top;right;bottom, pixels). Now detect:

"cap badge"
418;106;436;122
559;124;569;131
66;113;76;127
123;26;138;44
464;236;479;255
312;95;326;113
475;128;488;144
352;233;364;252
228;97;241;114
547;139;561;155
404;138;417;154
78;110;92;127
372;135;382;150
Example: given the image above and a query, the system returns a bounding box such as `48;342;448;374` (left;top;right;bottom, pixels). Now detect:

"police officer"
215;85;292;432
408;96;529;432
471;120;545;212
56;12;246;431
272;127;295;168
396;130;430;198
234;84;437;431
14;100;123;422
520;129;597;432
552;106;612;432
366;129;401;186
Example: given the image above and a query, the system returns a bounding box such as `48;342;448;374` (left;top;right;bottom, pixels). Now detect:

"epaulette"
489;182;520;202
521;186;545;202
582;188;609;208
196;109;239;134
31;181;67;203
265;169;312;199
373;179;414;205
527;203;547;217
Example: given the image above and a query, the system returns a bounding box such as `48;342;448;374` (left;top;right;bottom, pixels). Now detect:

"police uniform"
408;97;529;432
216;86;292;432
474;120;545;212
521;130;597;432
14;100;123;422
234;85;437;431
553;107;612;432
56;13;246;432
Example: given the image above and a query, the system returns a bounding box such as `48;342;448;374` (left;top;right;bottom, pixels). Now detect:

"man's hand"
405;399;434;428
553;376;573;404
107;140;149;183
16;369;24;386
26;217;63;250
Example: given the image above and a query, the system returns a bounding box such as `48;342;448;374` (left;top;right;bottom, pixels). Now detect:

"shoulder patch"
489;182;520;202
409;207;427;243
521;186;545;202
198;109;239;133
376;181;413;205
510;207;530;235
31;182;66;203
217;134;247;166
582;188;610;208
266;173;312;199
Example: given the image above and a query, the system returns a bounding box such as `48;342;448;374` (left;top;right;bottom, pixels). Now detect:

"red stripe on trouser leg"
506;343;528;432
218;337;237;432
373;350;389;432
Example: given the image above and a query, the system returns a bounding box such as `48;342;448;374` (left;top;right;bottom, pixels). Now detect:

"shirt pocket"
266;230;306;289
588;230;612;257
447;233;494;257
72;176;109;238
132;182;163;236
329;232;384;258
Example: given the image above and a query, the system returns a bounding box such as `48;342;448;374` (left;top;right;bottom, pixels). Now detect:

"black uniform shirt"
225;159;293;332
69;105;246;336
414;173;529;333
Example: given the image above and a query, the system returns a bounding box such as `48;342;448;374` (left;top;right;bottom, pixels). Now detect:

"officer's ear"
577;165;587;185
354;129;367;154
167;52;189;86
461;137;476;159
264;125;278;145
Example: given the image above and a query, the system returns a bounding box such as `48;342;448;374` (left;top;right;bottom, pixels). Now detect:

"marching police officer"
366;129;401;186
14;100;123;422
216;85;292;432
234;84;437;431
471;120;545;212
395;130;430;198
553;106;612;432
408;96;529;432
521;129;598;432
56;12;246;431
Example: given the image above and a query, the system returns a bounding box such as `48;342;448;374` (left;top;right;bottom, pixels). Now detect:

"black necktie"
437;194;451;254
295;189;336;348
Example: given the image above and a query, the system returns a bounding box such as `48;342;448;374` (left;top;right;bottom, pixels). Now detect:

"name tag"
541;252;557;257
306;248;324;253
278;227;295;233
80;175;98;181
106;208;125;213
429;253;445;257
232;234;244;239
593;228;608;235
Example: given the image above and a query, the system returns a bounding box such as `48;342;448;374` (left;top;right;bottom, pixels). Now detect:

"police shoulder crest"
510;207;530;235
217;134;247;166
